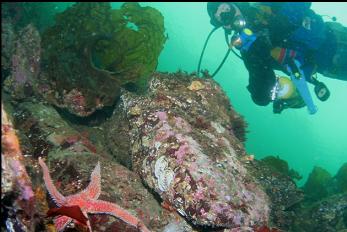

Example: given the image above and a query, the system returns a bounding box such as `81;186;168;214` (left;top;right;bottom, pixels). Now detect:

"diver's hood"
207;2;250;29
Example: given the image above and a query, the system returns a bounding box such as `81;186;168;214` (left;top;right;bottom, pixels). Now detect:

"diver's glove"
273;97;305;114
273;99;285;114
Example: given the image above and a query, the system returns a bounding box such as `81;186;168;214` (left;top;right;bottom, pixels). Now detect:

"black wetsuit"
235;2;310;106
208;2;346;106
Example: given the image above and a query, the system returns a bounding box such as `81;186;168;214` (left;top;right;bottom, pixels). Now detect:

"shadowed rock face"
108;71;270;228
3;24;41;100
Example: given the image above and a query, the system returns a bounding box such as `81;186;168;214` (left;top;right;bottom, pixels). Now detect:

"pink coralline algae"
120;72;270;229
174;141;190;165
174;116;192;133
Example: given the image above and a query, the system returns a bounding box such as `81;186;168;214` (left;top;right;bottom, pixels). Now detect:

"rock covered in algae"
40;2;166;117
335;163;347;193
3;24;41;100
12;101;103;158
34;153;192;232
291;193;347;232
1;103;39;231
107;71;269;228
6;100;192;231
301;164;347;203
1;21;16;74
245;157;304;231
303;166;333;202
1;2;74;33
260;155;302;181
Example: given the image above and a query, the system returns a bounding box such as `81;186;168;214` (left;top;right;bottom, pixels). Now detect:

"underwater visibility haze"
1;2;347;232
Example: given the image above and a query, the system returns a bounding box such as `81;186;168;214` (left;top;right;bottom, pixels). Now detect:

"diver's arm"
241;36;277;106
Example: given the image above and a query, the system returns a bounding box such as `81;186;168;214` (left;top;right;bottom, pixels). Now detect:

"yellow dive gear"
276;76;297;100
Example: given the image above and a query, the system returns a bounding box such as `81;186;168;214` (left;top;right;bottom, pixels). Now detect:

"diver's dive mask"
219;9;246;34
220;11;235;26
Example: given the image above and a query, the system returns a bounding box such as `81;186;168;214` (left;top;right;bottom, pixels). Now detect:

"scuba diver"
203;2;347;114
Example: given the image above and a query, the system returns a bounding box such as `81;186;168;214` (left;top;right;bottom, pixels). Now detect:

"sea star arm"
86;199;151;232
54;216;72;232
79;161;101;199
38;157;67;206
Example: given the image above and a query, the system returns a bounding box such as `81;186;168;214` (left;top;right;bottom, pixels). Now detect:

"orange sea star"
38;157;150;232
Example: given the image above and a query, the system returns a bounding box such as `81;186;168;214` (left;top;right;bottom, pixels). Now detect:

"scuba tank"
276;76;298;100
272;76;306;114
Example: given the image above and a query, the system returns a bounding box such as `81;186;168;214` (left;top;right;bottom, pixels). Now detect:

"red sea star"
38;157;150;232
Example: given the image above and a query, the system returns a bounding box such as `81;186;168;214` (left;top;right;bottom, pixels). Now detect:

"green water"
110;2;347;186
7;2;345;186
